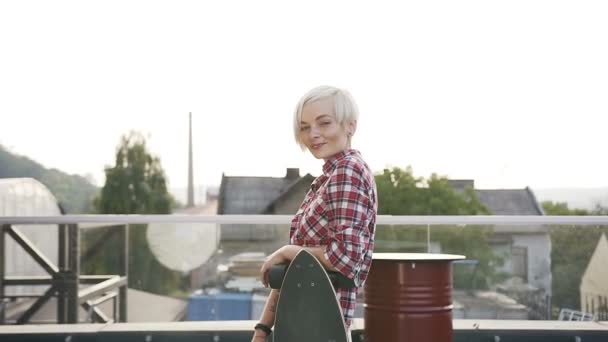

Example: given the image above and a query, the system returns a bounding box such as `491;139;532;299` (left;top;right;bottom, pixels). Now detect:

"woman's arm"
321;159;373;283
260;245;335;287
251;289;280;341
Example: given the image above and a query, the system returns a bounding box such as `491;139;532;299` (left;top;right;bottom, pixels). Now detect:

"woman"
251;86;378;341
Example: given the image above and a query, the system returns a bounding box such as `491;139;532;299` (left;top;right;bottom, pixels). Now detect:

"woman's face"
299;97;352;160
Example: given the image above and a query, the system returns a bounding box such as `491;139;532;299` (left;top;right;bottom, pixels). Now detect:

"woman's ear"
348;120;358;137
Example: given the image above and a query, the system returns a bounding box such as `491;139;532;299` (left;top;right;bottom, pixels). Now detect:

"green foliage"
0;144;98;213
542;201;590;216
86;132;184;295
542;200;608;313
374;167;503;289
94;133;173;214
376;167;488;215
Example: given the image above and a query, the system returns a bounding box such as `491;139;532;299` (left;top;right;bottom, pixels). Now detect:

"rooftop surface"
1;319;608;342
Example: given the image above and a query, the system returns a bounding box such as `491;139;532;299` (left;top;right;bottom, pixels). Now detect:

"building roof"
217;169;308;214
219;172;543;216
0;177;62;216
261;174;315;213
448;179;543;215
475;188;544;215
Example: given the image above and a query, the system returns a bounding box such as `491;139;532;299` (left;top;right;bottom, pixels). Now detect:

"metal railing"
2;214;608;225
2;215;608;326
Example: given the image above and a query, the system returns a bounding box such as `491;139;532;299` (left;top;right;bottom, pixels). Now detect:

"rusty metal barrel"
364;253;465;342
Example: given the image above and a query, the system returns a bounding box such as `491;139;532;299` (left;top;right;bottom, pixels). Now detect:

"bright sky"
1;1;607;191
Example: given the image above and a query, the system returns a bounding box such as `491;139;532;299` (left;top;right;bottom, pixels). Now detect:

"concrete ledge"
1;319;608;342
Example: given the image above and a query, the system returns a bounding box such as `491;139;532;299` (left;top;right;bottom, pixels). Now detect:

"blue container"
187;292;253;321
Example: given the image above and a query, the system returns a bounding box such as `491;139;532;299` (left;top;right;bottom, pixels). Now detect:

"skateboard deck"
272;249;348;342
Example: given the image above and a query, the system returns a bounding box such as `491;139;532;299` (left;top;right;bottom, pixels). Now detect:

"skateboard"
269;249;354;342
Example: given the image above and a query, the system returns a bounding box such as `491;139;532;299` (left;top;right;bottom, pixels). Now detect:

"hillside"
0;145;99;213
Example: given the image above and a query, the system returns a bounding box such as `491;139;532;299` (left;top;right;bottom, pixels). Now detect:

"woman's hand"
260;245;301;287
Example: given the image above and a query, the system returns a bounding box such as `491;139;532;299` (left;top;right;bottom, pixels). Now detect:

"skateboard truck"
268;262;355;290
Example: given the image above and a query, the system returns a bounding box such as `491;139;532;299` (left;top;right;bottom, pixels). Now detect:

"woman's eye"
320;121;331;126
300;126;310;131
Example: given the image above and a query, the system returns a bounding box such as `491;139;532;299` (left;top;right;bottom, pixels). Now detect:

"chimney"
285;168;300;180
187;112;195;208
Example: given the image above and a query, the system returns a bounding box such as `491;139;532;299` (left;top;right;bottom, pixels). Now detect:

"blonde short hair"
293;85;359;150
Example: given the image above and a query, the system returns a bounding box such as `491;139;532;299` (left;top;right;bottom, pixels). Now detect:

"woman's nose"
309;125;321;138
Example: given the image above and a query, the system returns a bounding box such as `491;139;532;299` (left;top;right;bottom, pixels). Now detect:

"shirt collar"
322;149;359;175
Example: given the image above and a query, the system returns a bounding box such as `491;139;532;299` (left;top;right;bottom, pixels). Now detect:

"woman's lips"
312;143;326;150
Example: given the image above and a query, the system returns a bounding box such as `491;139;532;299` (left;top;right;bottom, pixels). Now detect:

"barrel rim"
372;253;465;261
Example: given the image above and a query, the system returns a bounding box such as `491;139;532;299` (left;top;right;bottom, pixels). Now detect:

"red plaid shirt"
290;149;378;327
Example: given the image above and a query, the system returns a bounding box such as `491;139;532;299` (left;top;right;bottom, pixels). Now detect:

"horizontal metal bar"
88;291;117;307
1;294;50;299
78;276;127;304
0;215;296;225
80;275;116;284
4;275;115;286
377;215;608;226
4;276;53;286
1;215;608;226
0;319;60;325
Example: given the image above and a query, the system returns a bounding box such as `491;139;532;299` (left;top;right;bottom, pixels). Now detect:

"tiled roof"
218;168;308;214
475;188;544;215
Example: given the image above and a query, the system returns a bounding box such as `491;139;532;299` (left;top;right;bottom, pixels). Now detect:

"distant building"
580;233;608;319
215;170;554;319
0;178;62;298
217;168;313;249
449;180;551;298
217;172;551;295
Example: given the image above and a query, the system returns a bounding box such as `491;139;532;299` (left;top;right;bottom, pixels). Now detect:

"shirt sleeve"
322;159;373;282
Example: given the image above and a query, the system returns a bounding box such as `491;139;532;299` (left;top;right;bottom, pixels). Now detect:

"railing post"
57;224;67;323
0;224;6;324
66;224;80;323
118;224;129;322
546;294;552;320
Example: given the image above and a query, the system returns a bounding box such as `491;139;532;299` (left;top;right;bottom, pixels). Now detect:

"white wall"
512;233;552;296
491;231;552;296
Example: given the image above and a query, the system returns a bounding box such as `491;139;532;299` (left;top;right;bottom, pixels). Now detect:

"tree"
541;201;589;216
94;132;173;214
376;167;488;215
375;167;504;289
542;201;608;314
87;132;183;295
